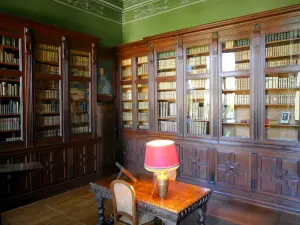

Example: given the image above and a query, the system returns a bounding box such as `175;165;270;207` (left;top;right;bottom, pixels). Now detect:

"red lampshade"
144;140;179;172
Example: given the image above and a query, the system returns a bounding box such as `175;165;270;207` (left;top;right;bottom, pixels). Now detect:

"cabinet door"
180;145;194;180
215;148;250;191
194;147;209;183
258;153;300;201
74;142;97;177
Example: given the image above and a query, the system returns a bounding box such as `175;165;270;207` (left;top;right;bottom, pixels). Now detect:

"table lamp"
144;140;179;198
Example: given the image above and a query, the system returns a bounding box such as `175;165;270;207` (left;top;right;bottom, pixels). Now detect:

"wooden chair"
110;180;155;225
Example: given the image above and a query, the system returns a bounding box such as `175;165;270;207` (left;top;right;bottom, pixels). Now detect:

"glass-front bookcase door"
264;29;300;142
120;58;133;129
136;56;149;130
185;44;210;136
220;38;251;139
0;33;23;143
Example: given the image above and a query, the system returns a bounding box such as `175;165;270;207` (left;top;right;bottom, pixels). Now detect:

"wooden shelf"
122;99;132;102
266;124;299;127
121;64;131;67
265;88;300;91
138;120;148;122
0;45;19;51
37;98;59;101
0;114;20;117
137;62;148;66
188;119;209;122
186;73;210;79
220;70;250;77
137;99;148;102
157;55;175;60
190;98;205;101
223;104;250;107
122;120;133;122
187;52;209;57
0;78;20;83
35;60;59;66
235;59;250;63
70;76;91;82
0;129;20;133
266;104;295;107
36;124;60;129
188;64;207;68
138;108;148;111
158;99;176;102
0;96;19;99
71;122;89;127
156;76;176;82
264;65;300;74
158;88;176;91
71;65;88;69
71;99;89;102
36;112;59;116
222;45;250;52
35;73;61;80
122;109;132;112
157;68;176;71
158;117;176;120
72;111;89;115
266;37;300;45
223;122;249;126
266;54;299;59
223;89;249;93
188;87;206;90
0;62;19;67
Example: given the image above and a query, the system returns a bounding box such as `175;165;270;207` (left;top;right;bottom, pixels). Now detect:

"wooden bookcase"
117;5;300;214
0;14;101;213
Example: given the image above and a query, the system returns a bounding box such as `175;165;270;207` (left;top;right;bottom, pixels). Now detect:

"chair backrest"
111;180;137;225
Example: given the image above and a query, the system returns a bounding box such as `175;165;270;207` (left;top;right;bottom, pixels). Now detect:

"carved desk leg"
197;205;206;225
161;219;179;225
95;194;105;225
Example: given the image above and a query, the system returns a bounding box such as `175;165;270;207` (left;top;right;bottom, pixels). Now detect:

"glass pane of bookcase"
35;79;61;139
187;79;210;135
264;72;300;141
221;39;250;72
121;58;132;81
0;35;20;71
70;50;89;77
70;81;90;134
157;51;176;77
186;45;209;75
0;76;22;142
136;56;148;80
35;44;59;75
137;83;148;129
121;84;132;128
265;30;300;68
222;77;250;138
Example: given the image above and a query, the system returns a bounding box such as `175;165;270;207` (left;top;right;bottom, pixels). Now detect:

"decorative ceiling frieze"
53;0;206;24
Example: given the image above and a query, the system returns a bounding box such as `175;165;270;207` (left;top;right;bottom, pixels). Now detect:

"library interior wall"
122;0;299;44
0;0;122;46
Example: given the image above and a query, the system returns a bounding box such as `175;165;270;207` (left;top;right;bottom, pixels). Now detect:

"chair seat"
119;211;155;225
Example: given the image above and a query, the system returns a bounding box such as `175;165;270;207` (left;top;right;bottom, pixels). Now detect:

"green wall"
0;0;122;46
122;0;299;43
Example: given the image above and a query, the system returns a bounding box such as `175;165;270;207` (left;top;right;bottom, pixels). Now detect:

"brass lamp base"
156;171;169;198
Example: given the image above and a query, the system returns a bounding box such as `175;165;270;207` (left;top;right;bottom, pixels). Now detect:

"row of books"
6;136;22;142
265;43;300;57
71;68;89;77
157;91;176;100
36;44;58;51
188;79;209;89
71;102;89;112
36;63;59;74
266;59;299;68
157;51;175;59
223;77;250;90
265;75;300;89
137;112;148;121
0;117;20;130
265;30;300;43
235;62;249;70
187;121;209;135
0;101;20;114
157;71;176;77
222;94;250;105
187;56;208;66
0;51;19;65
37;90;58;99
233;50;250;61
122;67;132;78
138;124;149;129
188;90;209;98
137;92;148;100
36;103;59;113
187;45;209;55
158;59;176;70
36;116;60;126
123;112;132;121
122;59;131;66
137;63;148;75
72;55;89;67
138;102;148;110
224;39;250;49
35;49;58;63
122;92;132;100
72;126;89;134
0;36;19;48
188;68;208;75
123;102;132;109
71;113;89;124
0;83;19;96
158;121;177;132
0;76;19;82
188;103;209;120
137;56;148;64
158;82;176;90
36;129;60;139
158;102;176;118
266;94;295;104
37;80;58;89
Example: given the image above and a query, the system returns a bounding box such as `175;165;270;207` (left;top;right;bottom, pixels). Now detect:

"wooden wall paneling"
135;135;148;174
215;146;251;191
194;146;210;183
120;135;135;171
180;145;194;180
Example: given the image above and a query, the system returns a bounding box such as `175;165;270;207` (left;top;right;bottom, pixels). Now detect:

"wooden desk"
90;176;212;225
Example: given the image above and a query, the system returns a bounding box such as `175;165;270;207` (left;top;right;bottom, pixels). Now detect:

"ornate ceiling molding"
53;0;206;24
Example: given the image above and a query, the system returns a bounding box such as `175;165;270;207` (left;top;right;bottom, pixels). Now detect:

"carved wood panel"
135;137;148;174
180;145;194;180
215;149;250;191
74;142;97;177
194;147;209;183
122;136;135;171
258;153;300;200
